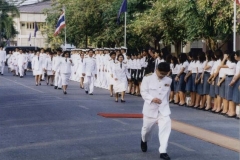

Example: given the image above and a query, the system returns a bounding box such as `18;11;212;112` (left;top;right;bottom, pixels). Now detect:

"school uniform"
82;56;97;94
45;57;54;76
141;56;148;79
212;59;222;96
53;55;63;88
141;73;172;154
131;59;138;84
209;61;216;98
108;59;116;86
224;61;236;101
75;58;85;79
40;53;47;80
170;64;180;92
136;59;142;82
232;61;240;104
185;61;194;92
56;58;74;85
32;56;44;76
177;61;189;92
203;60;213;95
218;68;228;98
0;50;7;74
112;62;130;93
196;61;206;95
17;54;28;77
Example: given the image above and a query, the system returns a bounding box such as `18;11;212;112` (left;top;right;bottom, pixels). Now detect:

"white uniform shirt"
56;58;74;74
82;57;97;76
112;62;130;81
197;61;207;73
141;73;172;118
204;60;214;73
235;61;240;76
171;64;180;75
225;60;236;76
45;57;54;71
0;50;6;63
179;61;189;73
32;56;44;71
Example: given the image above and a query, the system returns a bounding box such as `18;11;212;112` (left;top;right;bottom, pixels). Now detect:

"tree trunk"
174;41;182;56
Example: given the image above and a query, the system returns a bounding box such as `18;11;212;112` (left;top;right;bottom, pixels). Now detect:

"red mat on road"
97;113;143;118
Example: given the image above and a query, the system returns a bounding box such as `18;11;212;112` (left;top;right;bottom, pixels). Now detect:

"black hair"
62;51;70;57
178;53;188;64
171;56;178;68
157;62;170;72
214;49;223;60
110;51;116;57
228;51;237;63
198;52;206;63
235;50;240;57
191;52;198;62
165;54;172;63
117;54;124;61
206;50;215;61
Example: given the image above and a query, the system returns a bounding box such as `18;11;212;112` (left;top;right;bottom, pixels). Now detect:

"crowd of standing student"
1;47;239;118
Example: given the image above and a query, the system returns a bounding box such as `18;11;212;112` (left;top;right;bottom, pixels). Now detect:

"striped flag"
237;0;240;5
54;9;66;36
34;22;38;37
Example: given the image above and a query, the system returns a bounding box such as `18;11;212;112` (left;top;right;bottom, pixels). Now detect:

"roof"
18;1;52;14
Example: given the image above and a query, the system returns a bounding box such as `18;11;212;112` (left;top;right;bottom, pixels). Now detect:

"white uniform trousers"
54;72;62;88
15;65;19;75
0;61;5;74
141;113;171;154
84;76;95;94
18;65;24;76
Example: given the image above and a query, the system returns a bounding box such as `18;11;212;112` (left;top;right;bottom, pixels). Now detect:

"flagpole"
64;6;67;51
124;12;126;47
234;0;237;52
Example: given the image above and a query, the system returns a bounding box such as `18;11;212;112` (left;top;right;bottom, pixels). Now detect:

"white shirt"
82;57;97;76
197;61;206;73
204;60;214;73
225;60;236;76
179;61;189;73
141;72;172;118
171;64;180;75
0;50;7;62
235;61;240;76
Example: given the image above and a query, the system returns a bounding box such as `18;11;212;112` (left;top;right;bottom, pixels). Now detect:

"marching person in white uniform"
17;49;28;78
12;48;20;76
32;52;44;86
75;52;85;89
140;62;172;160
45;52;55;86
82;49;97;95
0;46;7;75
54;51;74;94
108;51;117;97
112;54;131;102
53;50;63;89
40;49;47;81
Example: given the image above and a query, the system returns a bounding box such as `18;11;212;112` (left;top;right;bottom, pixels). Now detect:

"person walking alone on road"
140;62;172;160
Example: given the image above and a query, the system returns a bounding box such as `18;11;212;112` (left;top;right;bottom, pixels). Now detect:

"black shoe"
39;83;41;85
36;84;38;86
20;76;23;78
63;91;67;94
115;100;118;102
58;88;62;90
121;99;125;103
50;84;54;86
41;79;44;81
85;91;88;94
89;93;93;95
110;94;113;97
1;74;3;76
141;139;147;152
160;153;171;160
54;86;57;89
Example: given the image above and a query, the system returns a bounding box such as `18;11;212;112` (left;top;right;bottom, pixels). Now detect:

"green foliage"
44;0;240;52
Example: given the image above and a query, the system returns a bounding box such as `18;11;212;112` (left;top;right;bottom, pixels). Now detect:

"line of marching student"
1;46;239;118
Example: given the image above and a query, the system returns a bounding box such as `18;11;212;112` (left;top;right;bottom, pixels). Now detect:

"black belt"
227;75;234;77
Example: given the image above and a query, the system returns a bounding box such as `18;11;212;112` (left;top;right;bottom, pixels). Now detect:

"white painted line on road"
112;119;128;125
170;142;195;152
0;76;44;93
78;105;89;109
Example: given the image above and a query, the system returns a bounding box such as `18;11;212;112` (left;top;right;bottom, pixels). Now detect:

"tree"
0;0;19;46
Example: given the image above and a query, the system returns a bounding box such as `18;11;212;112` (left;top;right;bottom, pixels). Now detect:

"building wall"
13;13;47;48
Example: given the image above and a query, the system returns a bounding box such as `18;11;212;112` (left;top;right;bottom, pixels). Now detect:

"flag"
237;0;240;5
28;33;31;42
34;22;38;37
6;39;10;46
54;9;66;36
117;0;127;23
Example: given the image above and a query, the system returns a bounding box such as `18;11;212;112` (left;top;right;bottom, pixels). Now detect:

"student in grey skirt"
208;50;223;112
229;51;240;118
170;56;179;103
175;53;189;106
203;50;215;110
195;52;206;109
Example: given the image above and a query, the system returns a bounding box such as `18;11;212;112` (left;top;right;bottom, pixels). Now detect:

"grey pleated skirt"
232;79;240;104
225;76;234;101
203;72;211;95
214;76;219;95
219;78;225;98
185;74;193;92
178;73;186;92
196;73;204;95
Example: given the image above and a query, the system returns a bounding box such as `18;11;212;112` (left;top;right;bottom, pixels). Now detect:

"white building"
12;0;51;48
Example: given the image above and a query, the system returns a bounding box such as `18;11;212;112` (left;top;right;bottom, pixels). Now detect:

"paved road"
0;70;239;160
